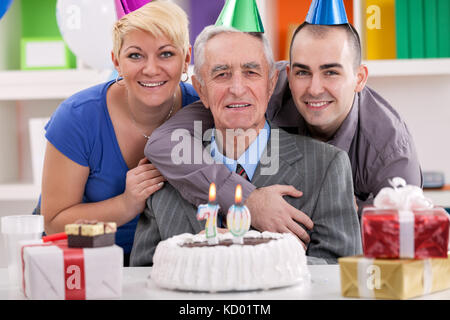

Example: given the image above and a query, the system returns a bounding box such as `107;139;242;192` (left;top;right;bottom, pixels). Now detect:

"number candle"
226;184;251;244
196;183;220;245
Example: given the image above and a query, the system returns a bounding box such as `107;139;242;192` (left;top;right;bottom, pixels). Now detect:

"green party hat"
215;0;264;33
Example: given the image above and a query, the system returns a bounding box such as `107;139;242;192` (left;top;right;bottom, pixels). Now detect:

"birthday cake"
150;230;310;292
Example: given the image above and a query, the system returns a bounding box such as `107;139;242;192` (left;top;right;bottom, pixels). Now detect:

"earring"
115;74;125;86
181;72;189;83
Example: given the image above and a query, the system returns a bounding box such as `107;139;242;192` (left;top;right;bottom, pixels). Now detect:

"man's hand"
245;185;313;248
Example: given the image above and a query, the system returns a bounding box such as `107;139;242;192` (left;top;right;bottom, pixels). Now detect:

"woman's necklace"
129;94;176;140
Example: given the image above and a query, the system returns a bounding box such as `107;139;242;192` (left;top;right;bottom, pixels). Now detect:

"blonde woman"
38;1;198;265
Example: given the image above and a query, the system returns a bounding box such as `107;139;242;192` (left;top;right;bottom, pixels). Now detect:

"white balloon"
56;0;116;70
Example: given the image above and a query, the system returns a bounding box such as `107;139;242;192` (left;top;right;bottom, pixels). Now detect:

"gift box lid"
362;205;449;217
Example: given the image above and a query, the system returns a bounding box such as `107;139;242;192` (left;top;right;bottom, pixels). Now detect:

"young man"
130;26;361;266
284;22;422;210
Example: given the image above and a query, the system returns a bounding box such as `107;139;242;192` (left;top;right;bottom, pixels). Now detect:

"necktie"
236;163;249;181
220;164;250;228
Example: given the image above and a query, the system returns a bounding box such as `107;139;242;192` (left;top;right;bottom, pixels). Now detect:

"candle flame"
235;184;242;203
209;183;216;202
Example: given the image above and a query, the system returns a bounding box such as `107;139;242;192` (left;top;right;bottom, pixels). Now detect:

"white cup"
1;215;44;288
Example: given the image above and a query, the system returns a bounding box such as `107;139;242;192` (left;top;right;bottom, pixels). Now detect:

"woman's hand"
121;157;166;219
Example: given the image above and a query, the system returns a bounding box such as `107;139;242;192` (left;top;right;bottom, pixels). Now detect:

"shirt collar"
210;121;270;181
328;93;359;152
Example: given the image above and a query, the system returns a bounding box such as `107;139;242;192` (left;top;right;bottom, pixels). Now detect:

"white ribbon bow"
374;177;433;210
372;177;433;258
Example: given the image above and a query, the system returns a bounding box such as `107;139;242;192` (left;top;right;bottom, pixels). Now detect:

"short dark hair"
289;22;362;69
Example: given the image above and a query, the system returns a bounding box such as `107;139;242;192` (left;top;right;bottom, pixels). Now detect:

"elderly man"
144;22;422;246
130;25;362;266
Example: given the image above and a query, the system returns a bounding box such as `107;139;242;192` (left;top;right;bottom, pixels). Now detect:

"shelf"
364;58;450;77
423;185;450;208
353;1;450;78
0;183;40;201
0;69;112;101
424;184;450;191
0;66;196;101
0;58;448;101
423;188;450;208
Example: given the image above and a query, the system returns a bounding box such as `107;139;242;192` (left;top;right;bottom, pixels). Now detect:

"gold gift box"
339;255;450;299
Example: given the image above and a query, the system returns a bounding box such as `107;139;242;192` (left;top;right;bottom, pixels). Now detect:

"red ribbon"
42;232;68;242
21;240;86;300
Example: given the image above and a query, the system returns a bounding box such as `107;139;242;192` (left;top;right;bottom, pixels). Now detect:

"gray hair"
193;25;275;84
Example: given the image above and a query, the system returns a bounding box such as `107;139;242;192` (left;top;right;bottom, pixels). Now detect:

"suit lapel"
252;125;305;188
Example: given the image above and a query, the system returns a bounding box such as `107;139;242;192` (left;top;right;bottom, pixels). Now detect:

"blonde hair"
112;1;190;58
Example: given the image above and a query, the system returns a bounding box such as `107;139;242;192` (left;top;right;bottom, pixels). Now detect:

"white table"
1;265;449;300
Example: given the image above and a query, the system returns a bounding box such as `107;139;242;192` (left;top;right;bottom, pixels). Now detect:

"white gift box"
21;241;123;300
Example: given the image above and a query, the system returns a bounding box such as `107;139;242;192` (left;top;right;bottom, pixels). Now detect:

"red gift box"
362;206;449;259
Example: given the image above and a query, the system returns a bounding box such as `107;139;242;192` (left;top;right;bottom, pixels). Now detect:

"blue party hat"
305;0;348;25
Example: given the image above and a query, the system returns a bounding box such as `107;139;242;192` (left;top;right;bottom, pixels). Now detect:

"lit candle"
197;183;220;245
226;184;251;244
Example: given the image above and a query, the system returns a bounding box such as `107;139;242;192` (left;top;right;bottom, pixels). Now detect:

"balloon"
56;0;117;70
114;0;151;19
0;0;13;20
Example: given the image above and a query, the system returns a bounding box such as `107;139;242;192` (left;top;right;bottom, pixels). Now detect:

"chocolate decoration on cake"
65;221;117;248
180;237;275;248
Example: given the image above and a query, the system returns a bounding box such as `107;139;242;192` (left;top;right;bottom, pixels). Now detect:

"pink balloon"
114;0;151;19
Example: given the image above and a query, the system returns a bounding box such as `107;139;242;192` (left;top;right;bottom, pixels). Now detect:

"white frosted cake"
150;230;310;292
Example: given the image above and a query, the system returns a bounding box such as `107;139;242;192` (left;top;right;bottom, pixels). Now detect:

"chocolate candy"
65;222;117;248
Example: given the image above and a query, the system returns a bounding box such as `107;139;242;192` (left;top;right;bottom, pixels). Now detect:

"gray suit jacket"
130;126;362;266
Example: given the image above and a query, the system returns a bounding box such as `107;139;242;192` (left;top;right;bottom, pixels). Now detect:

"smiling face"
112;28;190;108
192;32;277;133
287;27;367;140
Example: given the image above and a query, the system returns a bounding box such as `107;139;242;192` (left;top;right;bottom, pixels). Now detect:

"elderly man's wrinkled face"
192;32;277;133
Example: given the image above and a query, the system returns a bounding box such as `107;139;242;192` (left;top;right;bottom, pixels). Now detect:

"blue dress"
37;80;198;259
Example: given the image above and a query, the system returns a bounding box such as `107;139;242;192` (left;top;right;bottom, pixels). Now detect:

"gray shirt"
145;61;422;213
